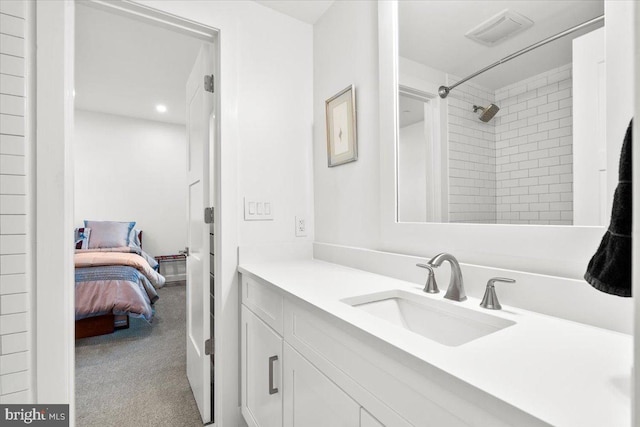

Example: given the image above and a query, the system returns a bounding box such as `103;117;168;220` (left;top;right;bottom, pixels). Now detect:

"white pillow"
84;220;135;249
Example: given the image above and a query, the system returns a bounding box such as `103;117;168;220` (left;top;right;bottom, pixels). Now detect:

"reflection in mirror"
396;1;605;226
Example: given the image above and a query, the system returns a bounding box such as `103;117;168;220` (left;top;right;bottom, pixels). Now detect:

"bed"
74;221;166;338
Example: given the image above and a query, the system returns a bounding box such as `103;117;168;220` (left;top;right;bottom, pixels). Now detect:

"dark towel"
585;119;633;297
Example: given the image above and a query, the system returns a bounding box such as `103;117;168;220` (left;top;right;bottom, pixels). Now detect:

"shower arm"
438;14;604;99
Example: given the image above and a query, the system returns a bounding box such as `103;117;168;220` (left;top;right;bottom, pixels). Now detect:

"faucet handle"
416;263;439;294
480;277;515;310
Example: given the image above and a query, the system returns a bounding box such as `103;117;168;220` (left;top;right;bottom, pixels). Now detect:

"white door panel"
186;43;213;424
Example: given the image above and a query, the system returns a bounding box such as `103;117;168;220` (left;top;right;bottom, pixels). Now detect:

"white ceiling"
253;0;335;24
399;0;604;89
75;4;204;125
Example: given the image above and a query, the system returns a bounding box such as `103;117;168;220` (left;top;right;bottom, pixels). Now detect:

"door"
283;343;360;427
186;43;214;423
241;306;283;427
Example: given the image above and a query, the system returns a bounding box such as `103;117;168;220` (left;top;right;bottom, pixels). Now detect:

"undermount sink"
342;290;516;347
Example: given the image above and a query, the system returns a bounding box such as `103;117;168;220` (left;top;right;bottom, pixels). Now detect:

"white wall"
313;0;380;249
74;110;187;257
0;0;33;404
398;121;427;222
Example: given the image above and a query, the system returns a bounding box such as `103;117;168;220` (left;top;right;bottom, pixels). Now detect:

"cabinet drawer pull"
268;355;279;395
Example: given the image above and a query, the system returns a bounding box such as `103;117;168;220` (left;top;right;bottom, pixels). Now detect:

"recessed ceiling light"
156;104;167;113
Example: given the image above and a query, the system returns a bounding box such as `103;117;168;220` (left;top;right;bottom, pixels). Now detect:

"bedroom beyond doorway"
72;2;217;425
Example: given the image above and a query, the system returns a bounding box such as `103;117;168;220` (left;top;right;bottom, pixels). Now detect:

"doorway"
72;2;219;425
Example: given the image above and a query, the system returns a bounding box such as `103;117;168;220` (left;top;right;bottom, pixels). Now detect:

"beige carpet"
75;283;203;427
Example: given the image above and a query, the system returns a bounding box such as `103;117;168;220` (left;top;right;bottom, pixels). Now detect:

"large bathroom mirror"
396;1;606;226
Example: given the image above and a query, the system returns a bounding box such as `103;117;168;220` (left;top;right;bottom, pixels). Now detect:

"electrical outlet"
295;216;306;237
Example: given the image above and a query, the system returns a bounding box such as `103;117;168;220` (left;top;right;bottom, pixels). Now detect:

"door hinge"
204;74;214;93
204;207;214;224
204;338;214;355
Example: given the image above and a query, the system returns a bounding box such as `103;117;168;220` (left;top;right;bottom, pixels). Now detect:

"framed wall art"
325;84;357;167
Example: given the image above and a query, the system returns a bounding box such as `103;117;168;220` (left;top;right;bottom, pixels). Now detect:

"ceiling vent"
465;9;533;46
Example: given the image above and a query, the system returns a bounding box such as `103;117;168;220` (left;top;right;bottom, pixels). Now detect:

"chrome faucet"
427;253;467;302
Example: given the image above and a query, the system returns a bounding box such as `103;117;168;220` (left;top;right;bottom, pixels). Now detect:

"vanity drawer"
241;274;284;335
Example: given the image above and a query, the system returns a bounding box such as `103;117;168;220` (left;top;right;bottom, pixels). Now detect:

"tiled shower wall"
446;64;573;225
494;64;573;225
447;79;496;223
0;1;32;403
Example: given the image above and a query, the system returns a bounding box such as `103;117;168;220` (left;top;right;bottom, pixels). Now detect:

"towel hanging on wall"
584;119;633;297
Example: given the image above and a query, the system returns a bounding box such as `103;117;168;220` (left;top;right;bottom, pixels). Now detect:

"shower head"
473;104;500;122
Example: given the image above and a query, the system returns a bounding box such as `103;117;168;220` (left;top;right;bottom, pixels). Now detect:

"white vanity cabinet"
283;343;360;427
241;273;392;427
241;306;283;427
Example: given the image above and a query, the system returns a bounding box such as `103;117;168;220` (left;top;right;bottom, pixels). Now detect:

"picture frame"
325;84;357;167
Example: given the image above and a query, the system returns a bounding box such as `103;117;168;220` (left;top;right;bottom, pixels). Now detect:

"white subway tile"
527;77;548;91
519;194;539;203
517;125;538;137
549;183;572;193
0;312;26;334
538;138;560;149
537;101;559;114
558;79;572;91
0;135;23;155
529;149;550;160
551;202;573;211
527;114;549;126
0;215;25;234
0;174;25;194
539;175;560;185
530;185;550;194
527;95;548;109
0;3;25;19
0;34;22;57
559;98;572;109
540;211;562;220
0;74;23;97
538;119;559;132
0;293;28;314
549;145;572;157
0;351;28;374
1;332;27;354
0;370;28;394
548;107;571;121
0;13;24;38
0;54;23;76
519;142;539;153
537;83;559;96
530;167;550;177
0;114;23;136
539;193;561;202
539;157;560;167
520;212;539;220
0;253;25;273
0;274;26;295
548;88;571;102
548;69;571;84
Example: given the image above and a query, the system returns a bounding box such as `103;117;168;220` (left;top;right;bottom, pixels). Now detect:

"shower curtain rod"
438;14;604;99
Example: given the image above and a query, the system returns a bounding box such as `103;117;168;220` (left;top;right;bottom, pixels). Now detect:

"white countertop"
238;259;632;427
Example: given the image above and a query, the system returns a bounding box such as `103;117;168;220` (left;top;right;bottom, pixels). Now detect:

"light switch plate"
244;197;274;221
